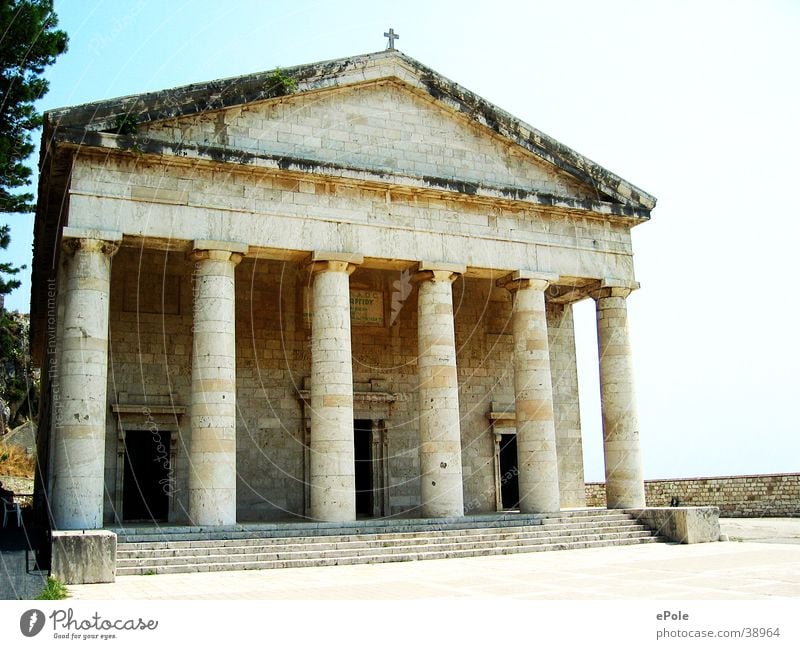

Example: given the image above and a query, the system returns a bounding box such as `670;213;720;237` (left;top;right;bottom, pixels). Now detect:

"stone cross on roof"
384;28;399;50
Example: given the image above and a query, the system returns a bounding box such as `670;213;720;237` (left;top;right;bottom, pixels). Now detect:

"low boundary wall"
587;473;799;517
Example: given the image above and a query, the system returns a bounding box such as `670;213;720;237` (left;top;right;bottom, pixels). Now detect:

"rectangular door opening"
354;419;373;517
499;433;520;509
122;429;171;522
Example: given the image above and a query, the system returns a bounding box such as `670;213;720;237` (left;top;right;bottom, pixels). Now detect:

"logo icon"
20;609;45;637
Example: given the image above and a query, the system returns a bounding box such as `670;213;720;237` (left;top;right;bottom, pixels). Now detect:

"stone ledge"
192;239;249;254
61;226;123;242
626;507;720;544
51;530;117;584
417;261;467;274
311;250;364;265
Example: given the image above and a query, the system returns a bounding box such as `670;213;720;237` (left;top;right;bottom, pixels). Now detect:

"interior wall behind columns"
454;277;515;514
106;248;194;524
234;258;306;521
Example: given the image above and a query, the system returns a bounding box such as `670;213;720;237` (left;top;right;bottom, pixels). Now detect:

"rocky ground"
0;476;34;507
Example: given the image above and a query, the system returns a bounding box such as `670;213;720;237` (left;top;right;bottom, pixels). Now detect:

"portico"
32;50;654;529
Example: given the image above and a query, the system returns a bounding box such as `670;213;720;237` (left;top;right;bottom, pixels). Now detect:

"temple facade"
31;50;655;529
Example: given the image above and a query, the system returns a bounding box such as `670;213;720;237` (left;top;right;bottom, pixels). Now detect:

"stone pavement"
0;514;50;600
720;518;800;544
67;521;800;600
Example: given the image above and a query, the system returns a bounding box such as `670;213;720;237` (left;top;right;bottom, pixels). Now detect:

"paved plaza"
65;519;800;600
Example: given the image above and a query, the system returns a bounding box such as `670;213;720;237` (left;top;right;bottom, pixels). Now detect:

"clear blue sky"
5;0;799;481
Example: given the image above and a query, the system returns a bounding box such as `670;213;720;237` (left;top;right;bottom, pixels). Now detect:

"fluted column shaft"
189;241;246;525
415;264;465;518
308;253;362;522
591;283;646;509
501;272;560;513
52;231;120;530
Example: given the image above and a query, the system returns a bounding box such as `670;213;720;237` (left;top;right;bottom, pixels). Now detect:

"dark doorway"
499;433;520;509
353;419;373;517
122;430;171;522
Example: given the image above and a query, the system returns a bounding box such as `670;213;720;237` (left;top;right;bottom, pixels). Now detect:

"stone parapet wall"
586;473;799;517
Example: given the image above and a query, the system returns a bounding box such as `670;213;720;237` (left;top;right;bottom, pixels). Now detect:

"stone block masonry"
586;473;800;517
51;530;116;584
35;50;659;529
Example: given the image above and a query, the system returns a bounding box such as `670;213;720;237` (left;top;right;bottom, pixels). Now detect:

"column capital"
589;278;641;300
497;269;558;293
190;240;248;265
308;251;363;275
190;249;245;265
61;227;122;257
412;261;466;284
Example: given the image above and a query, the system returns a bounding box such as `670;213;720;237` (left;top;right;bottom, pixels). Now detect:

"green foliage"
0;0;68;214
113;113;139;136
0;223;35;427
35;576;69;600
0;309;37;428
0;223;23;296
265;68;297;98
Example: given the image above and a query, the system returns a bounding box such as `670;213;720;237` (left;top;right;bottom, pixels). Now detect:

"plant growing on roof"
113;113;139;135
265;68;297;98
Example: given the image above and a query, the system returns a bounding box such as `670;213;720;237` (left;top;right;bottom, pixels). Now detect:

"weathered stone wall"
586;474;800;517
105;249;517;523
234;256;306;521
455;278;513;514
105;248;194;524
51;530;116;584
627;507;720;544
142;82;596;201
68;153;636;281
45;52;653;529
76;72;636;524
335;265;421;517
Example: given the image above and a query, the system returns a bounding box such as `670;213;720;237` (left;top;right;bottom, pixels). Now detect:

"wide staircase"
111;509;664;576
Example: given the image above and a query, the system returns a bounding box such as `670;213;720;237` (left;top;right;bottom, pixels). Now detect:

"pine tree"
0;0;67;215
0;1;66;427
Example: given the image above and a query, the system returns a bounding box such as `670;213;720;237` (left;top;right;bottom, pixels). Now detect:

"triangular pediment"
138;80;598;203
45;50;656;213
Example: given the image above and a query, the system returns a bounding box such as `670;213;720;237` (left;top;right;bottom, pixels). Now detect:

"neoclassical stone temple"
31;50;655;530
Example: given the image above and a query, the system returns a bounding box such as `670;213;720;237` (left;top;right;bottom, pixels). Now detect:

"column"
590;280;646;508
51;228;121;530
547;302;586;508
414;262;465;518
188;240;247;526
308;252;363;522
499;271;560;514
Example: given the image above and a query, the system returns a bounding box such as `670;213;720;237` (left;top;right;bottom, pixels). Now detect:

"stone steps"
119;524;653;555
117;531;656;569
117;520;641;552
110;509;632;543
113;510;663;575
